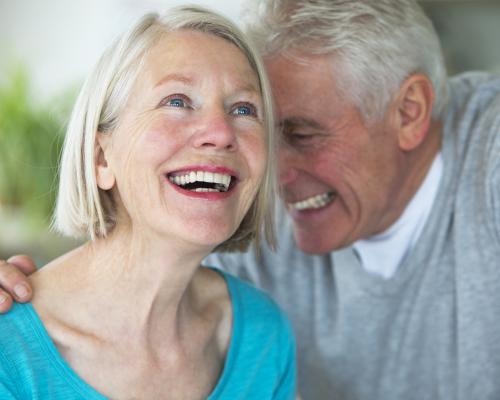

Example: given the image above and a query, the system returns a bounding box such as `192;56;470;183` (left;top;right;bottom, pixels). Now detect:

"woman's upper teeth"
169;171;232;191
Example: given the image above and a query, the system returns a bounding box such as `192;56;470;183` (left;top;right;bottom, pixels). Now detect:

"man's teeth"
289;192;335;210
169;171;232;192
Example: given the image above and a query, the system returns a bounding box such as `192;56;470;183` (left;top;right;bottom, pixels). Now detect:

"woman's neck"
30;227;231;399
32;225;218;347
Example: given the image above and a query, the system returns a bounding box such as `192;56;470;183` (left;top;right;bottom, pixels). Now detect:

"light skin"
0;49;441;303
266;51;441;254
1;30;267;399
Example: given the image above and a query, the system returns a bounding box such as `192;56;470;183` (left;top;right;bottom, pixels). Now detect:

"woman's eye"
231;103;258;117
159;94;190;109
168;98;185;107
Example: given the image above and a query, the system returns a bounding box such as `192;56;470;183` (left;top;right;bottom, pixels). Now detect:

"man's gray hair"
244;0;448;122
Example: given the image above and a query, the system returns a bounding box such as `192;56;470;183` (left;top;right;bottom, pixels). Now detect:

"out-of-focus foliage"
0;67;72;229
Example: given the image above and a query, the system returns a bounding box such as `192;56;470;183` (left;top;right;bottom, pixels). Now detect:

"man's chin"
293;224;356;254
293;230;334;255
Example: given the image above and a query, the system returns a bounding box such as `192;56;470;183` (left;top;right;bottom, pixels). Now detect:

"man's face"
266;53;407;254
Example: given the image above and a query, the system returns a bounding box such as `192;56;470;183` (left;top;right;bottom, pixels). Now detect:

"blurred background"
1;0;500;264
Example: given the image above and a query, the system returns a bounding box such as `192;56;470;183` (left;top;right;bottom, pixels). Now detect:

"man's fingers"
0;288;14;314
0;258;34;303
6;255;37;275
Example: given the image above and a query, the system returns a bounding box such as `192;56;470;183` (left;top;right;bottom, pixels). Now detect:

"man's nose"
278;146;299;186
191;111;237;151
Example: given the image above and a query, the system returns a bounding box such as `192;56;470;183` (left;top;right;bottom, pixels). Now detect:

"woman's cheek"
247;133;267;180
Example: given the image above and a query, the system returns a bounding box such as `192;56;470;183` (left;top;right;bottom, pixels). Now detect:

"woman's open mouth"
167;169;238;193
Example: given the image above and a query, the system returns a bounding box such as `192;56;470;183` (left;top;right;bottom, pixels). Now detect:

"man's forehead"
264;48;322;64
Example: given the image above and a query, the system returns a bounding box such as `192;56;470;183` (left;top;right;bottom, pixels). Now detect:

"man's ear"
95;133;115;190
393;73;434;151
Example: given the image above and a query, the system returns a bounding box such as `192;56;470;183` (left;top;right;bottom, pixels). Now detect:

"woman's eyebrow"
154;74;260;98
154;73;194;88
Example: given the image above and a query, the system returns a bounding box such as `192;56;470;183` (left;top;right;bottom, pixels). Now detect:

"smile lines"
288;192;336;210
168;171;232;192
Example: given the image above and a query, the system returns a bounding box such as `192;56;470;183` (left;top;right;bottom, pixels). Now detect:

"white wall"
2;1;500;103
0;0;245;102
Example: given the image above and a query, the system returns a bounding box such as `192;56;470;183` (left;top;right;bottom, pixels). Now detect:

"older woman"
0;6;295;399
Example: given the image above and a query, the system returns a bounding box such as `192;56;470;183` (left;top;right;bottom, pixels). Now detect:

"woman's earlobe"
95;134;115;190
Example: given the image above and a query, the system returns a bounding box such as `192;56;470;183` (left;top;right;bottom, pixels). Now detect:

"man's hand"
0;255;36;313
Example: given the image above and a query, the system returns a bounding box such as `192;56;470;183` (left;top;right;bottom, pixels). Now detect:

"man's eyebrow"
280;117;324;130
154;73;194;88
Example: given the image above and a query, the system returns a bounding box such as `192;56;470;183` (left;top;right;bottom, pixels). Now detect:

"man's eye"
282;132;320;148
286;133;312;142
231;103;258;117
292;134;310;141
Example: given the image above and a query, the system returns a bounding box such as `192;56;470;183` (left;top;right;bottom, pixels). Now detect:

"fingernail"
14;284;29;299
0;294;7;304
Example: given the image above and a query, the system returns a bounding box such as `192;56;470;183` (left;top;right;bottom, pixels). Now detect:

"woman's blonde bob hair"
53;5;276;252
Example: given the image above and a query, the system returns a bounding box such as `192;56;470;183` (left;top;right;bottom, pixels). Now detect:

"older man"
1;1;500;399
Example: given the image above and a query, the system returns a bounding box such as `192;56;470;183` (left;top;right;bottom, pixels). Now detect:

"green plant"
0;67;71;229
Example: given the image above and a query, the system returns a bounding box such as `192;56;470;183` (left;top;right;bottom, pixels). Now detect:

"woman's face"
97;30;267;251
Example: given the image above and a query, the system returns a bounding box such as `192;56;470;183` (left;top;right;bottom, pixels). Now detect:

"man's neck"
354;149;443;279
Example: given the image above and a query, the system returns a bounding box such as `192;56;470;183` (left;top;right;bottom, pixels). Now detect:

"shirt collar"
353;152;443;279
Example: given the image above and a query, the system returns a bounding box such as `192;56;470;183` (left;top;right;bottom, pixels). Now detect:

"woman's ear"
393;73;435;151
95;133;115;190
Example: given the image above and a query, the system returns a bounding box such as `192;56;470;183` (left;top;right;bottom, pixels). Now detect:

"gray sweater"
207;72;500;400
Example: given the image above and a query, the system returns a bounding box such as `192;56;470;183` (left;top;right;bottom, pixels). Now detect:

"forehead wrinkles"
146;32;259;87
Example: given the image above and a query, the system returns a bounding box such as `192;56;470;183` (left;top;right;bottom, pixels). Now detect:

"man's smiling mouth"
168;171;235;193
288;191;336;210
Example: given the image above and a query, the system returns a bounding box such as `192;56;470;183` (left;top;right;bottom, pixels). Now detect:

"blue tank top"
0;268;296;399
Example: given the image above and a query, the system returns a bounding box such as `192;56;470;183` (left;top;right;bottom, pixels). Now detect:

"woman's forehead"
140;30;259;87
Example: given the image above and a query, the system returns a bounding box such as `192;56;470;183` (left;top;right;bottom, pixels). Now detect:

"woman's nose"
191;111;237;151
